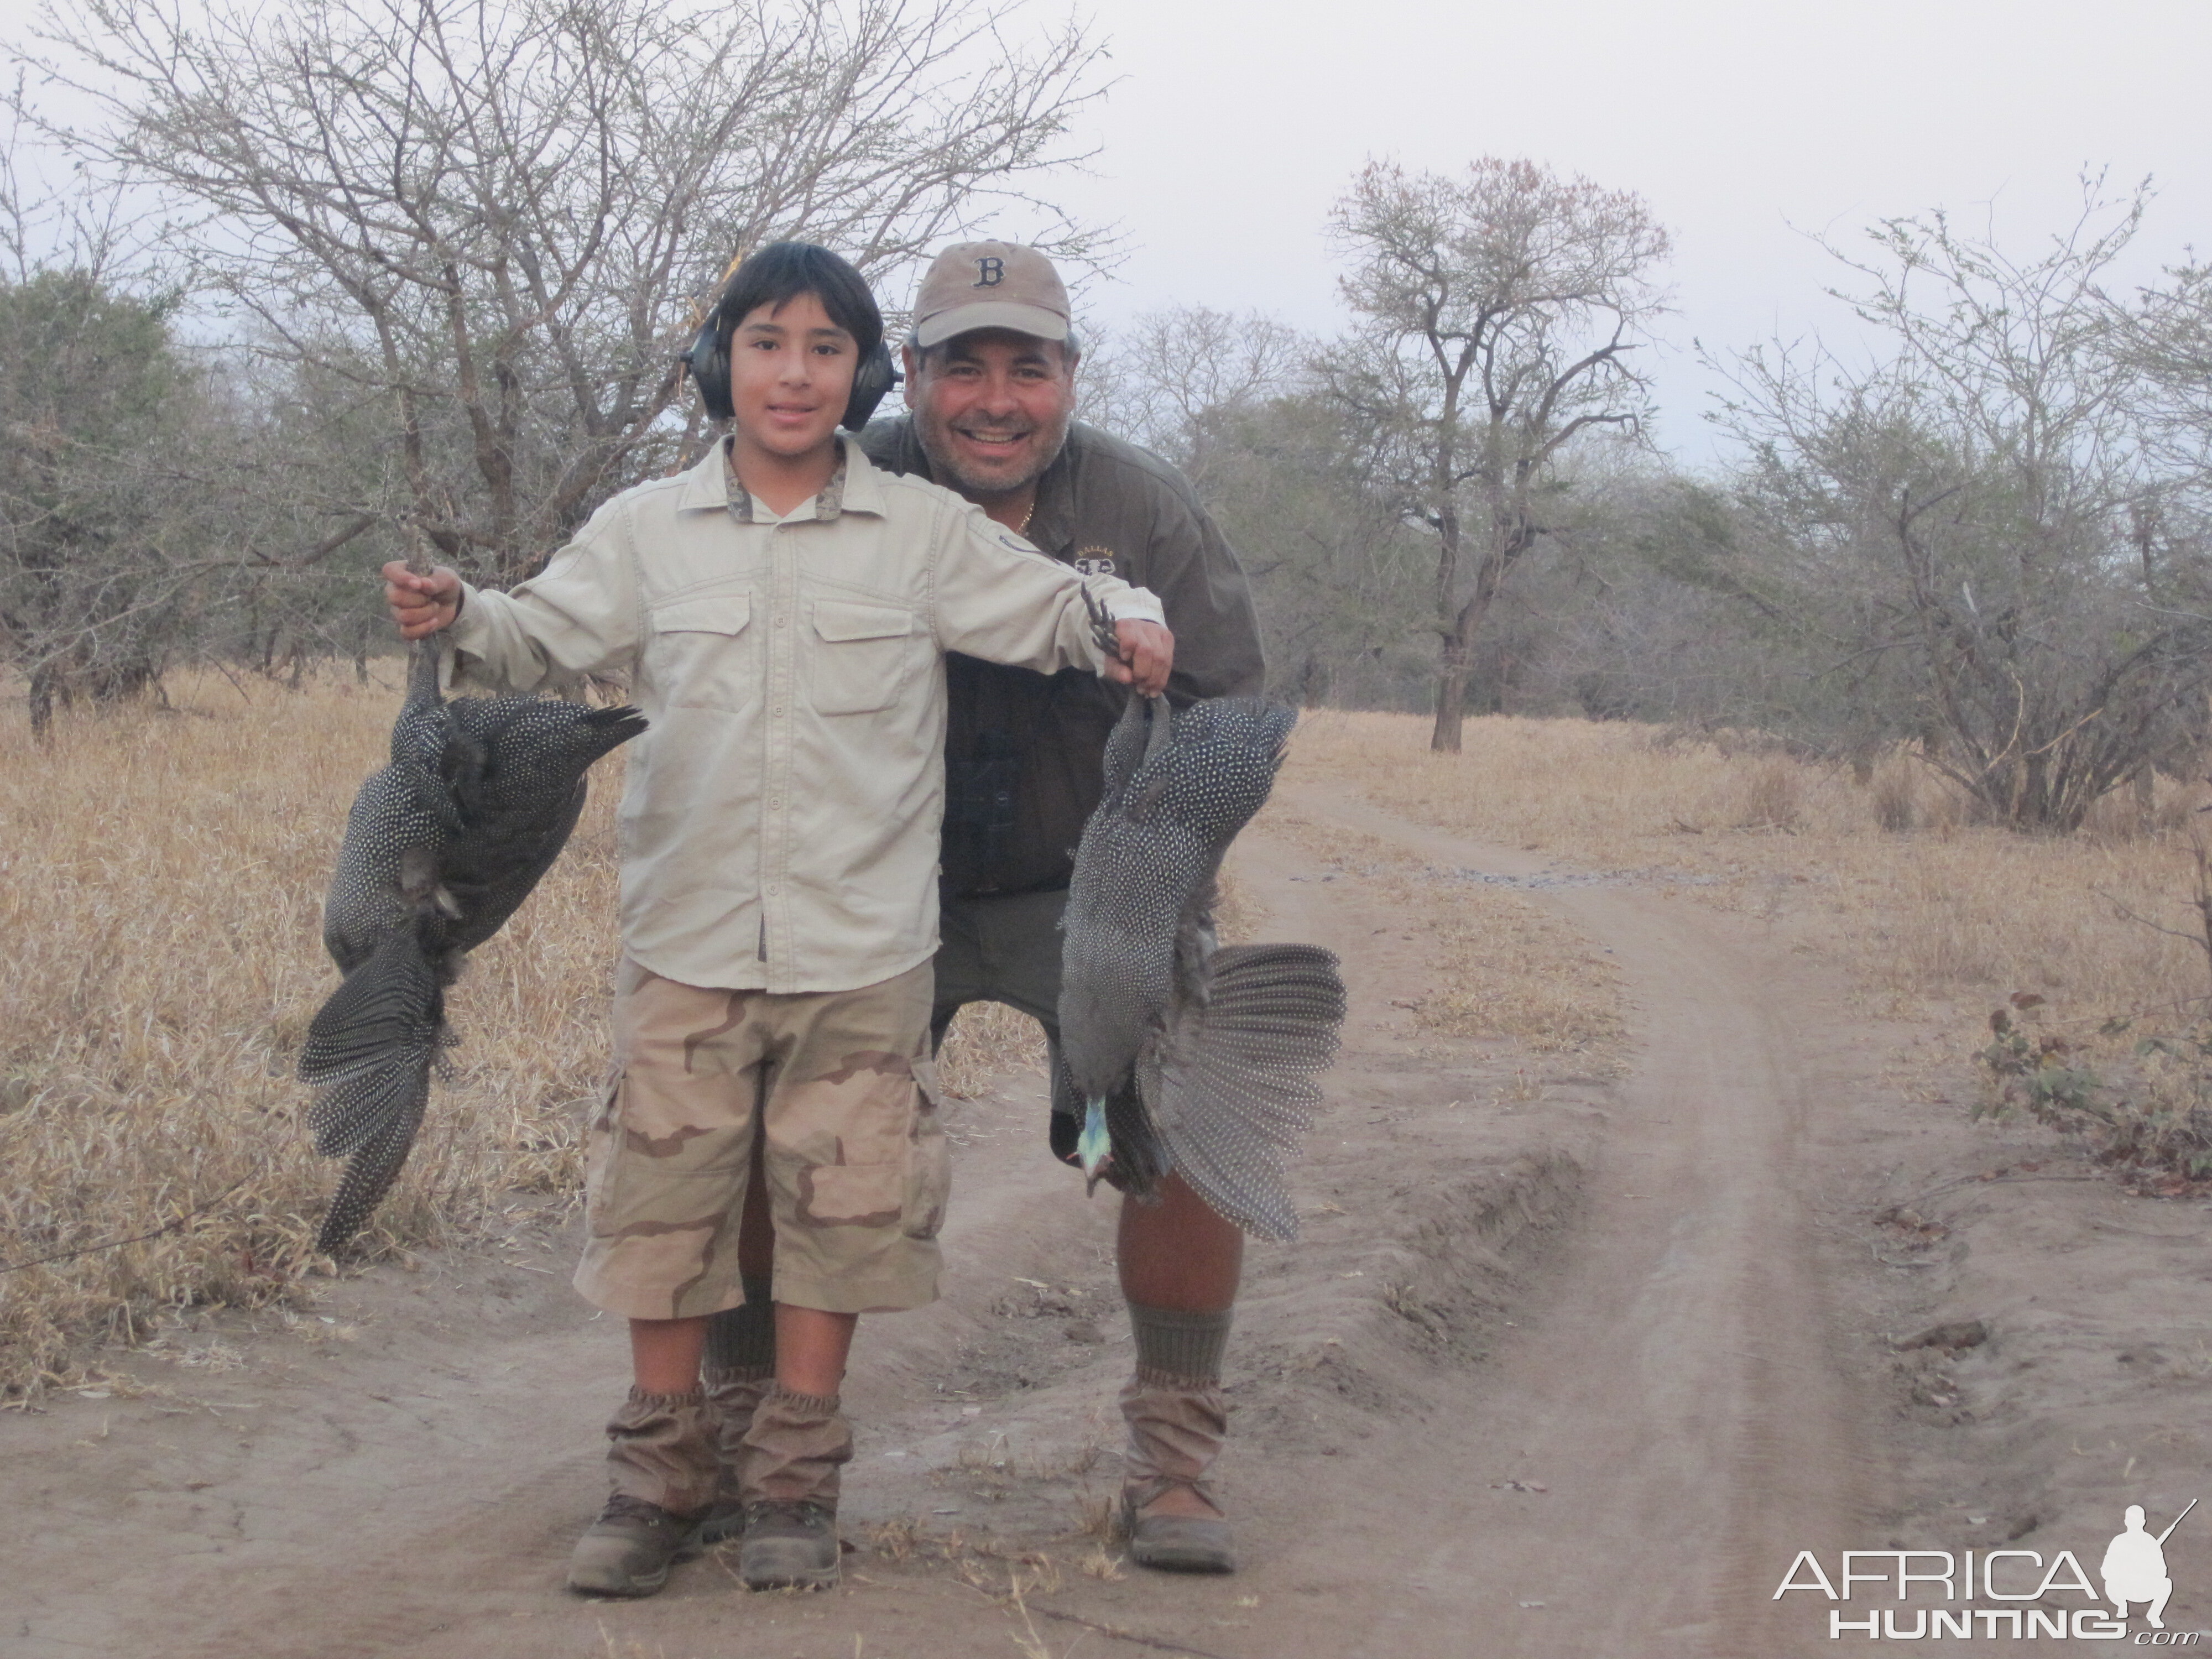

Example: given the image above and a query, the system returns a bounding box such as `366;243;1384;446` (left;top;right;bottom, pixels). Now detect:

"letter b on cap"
975;257;1004;287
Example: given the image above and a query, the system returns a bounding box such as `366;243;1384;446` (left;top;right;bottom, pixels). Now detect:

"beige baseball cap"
911;241;1070;348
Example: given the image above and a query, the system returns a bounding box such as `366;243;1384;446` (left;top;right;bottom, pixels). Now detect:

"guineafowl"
301;641;645;1253
1058;693;1345;1241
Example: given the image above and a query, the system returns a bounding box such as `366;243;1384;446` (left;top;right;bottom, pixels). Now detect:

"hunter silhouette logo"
2107;1501;2192;1630
1074;549;1117;578
1774;1500;2201;1641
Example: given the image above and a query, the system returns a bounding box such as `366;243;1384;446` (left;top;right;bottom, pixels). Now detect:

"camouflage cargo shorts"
572;957;948;1320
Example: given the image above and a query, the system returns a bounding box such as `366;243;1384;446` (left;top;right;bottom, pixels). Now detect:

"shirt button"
766;884;781;896
774;615;787;628
772;706;784;717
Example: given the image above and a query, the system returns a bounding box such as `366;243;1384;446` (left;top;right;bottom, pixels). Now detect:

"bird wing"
299;924;445;1094
320;760;446;973
439;700;646;955
1144;942;1346;1242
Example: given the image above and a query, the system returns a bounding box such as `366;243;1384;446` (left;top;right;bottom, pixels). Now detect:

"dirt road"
1269;791;1870;1656
8;791;1928;1657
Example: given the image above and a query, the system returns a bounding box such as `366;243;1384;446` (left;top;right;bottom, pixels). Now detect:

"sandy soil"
11;787;2212;1658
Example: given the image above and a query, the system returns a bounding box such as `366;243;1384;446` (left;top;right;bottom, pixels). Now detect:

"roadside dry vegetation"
1287;710;2212;1022
1261;809;1625;1060
8;685;2211;1396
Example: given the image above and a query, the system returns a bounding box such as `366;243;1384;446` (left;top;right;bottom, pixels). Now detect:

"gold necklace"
1016;497;1035;537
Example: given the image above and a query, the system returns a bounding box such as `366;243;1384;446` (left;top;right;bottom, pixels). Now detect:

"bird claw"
1081;585;1129;667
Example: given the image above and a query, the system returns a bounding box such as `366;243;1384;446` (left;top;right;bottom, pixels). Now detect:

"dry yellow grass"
0;666;622;1395
1261;810;1624;1057
937;1000;1048;1099
1286;711;2212;1026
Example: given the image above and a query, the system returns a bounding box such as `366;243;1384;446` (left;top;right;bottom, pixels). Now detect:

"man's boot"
696;1276;778;1546
1119;1301;1236;1574
567;1387;717;1597
735;1385;852;1590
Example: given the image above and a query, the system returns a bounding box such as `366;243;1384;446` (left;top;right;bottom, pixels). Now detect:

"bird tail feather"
299;925;444;1250
314;1071;431;1256
1148;942;1345;1243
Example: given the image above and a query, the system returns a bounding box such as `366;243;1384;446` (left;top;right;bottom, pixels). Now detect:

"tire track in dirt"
1269;786;1872;1657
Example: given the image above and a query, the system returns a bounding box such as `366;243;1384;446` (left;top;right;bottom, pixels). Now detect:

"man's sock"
705;1274;776;1378
1126;1301;1232;1384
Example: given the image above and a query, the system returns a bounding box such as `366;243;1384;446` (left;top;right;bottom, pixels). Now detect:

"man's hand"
383;560;462;639
1104;618;1175;697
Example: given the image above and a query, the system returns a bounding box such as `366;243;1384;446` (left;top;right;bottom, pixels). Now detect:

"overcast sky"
974;0;2212;465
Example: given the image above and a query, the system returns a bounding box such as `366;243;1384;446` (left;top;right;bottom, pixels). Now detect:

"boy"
383;243;1172;1597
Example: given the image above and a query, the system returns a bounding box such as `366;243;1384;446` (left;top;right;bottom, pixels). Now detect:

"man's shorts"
573;958;947;1321
931;888;1097;1174
931;888;1067;1037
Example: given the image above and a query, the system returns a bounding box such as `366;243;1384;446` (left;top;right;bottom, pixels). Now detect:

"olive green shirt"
861;418;1265;896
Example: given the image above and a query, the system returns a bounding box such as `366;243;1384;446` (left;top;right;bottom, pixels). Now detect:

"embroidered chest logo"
975;256;1004;287
1073;547;1117;579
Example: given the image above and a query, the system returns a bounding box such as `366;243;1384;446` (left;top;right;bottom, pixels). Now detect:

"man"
706;240;1267;1574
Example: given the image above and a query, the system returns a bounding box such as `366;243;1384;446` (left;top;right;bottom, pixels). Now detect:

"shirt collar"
676;434;886;523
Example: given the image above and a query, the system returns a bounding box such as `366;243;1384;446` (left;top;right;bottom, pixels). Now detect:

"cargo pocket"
904;1059;951;1241
795;1160;905;1229
808;598;915;716
584;1068;754;1239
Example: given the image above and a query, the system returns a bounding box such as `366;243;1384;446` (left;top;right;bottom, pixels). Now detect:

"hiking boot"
1119;1480;1236;1573
566;1493;701;1597
566;1386;716;1596
1119;1368;1235;1574
695;1366;774;1547
734;1385;851;1589
738;1499;841;1590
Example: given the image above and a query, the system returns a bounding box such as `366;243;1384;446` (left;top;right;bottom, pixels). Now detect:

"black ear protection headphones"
682;311;899;432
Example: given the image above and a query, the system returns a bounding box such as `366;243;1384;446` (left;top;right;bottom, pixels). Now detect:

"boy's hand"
383;560;462;639
1105;618;1175;696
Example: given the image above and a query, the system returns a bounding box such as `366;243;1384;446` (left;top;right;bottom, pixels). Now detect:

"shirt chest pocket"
647;592;753;710
808;599;919;716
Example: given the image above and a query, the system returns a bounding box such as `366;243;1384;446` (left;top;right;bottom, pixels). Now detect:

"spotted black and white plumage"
301;645;645;1253
1059;694;1346;1241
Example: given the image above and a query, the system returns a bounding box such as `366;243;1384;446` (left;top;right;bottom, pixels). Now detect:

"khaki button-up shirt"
445;439;1164;994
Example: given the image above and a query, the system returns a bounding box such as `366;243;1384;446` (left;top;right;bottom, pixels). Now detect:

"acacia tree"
1317;159;1670;752
21;0;1106;583
1713;189;2212;830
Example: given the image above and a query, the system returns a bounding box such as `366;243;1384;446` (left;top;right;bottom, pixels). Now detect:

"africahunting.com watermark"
1777;1503;2206;1641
